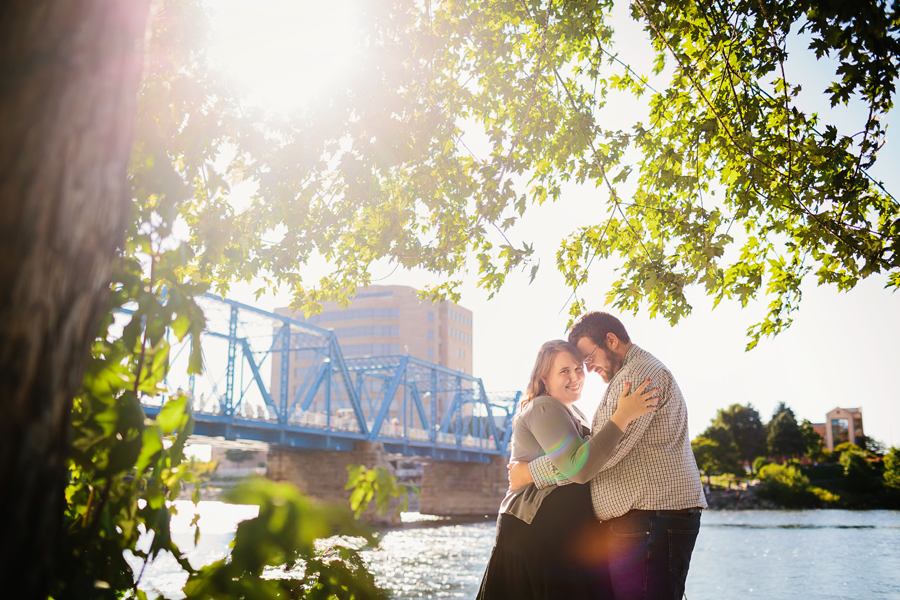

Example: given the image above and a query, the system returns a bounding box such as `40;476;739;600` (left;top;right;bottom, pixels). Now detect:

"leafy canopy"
153;0;900;349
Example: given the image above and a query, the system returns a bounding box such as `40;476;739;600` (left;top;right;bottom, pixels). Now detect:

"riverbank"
703;485;780;509
183;475;896;514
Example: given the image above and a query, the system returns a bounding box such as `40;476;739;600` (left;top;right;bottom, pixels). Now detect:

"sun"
207;0;363;114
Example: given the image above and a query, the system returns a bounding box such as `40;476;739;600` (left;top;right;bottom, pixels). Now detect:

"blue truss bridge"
141;294;519;464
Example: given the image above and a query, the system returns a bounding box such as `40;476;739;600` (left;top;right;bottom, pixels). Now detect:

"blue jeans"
603;511;701;600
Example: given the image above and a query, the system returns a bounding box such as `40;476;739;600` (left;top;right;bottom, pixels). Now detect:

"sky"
202;1;900;448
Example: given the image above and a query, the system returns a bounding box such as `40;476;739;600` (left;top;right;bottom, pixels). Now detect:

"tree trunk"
0;1;149;596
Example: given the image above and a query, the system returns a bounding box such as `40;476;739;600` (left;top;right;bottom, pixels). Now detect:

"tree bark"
0;1;150;596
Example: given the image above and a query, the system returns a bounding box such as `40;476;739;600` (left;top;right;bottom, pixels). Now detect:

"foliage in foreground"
53;226;389;599
184;479;383;600
346;465;416;520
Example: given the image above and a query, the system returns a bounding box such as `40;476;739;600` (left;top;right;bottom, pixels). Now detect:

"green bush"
757;463;818;507
885;447;900;489
841;448;876;490
752;456;769;474
809;486;841;504
819;448;838;463
834;442;863;456
802;464;844;482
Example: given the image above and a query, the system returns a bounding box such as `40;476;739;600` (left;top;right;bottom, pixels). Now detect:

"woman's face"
542;351;584;405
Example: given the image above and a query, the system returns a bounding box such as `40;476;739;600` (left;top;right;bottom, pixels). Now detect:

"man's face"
576;336;622;383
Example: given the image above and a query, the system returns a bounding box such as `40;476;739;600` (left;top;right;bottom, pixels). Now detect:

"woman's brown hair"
516;340;583;418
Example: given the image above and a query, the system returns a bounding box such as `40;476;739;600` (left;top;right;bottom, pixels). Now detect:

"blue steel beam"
223;306;238;416
277;324;290;421
368;354;409;440
290;347;327;416
203;293;334;337
239;338;277;419
327;336;369;436
300;360;329;412
474;379;502;451
438;378;464;434
430;370;438;442
409;383;430;432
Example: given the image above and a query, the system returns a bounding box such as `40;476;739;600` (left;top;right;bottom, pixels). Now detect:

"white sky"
204;1;900;448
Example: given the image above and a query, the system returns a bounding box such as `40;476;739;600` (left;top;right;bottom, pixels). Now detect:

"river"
131;503;900;599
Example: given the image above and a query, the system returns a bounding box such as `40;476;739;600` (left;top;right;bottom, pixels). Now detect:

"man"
508;311;706;600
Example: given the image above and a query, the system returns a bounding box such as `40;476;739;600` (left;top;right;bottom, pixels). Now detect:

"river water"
133;504;900;600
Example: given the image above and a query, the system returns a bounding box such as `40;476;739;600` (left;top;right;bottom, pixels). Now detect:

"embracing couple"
477;311;707;600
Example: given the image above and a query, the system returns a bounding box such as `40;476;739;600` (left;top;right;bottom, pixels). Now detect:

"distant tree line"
692;403;900;508
691;402;887;479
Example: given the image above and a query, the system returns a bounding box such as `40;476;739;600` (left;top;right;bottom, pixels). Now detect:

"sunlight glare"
207;0;364;114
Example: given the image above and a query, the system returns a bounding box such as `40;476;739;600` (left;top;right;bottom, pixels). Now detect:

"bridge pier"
267;442;397;521
419;455;507;516
266;443;509;518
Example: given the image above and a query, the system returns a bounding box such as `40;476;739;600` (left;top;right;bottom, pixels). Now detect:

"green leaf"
157;394;188;436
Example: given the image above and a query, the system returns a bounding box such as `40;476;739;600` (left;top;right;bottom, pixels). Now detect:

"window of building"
427;348;434;359
353;290;394;299
427;311;434;323
300;307;400;325
334;325;399;338
831;418;850;446
427;329;434;340
341;343;400;356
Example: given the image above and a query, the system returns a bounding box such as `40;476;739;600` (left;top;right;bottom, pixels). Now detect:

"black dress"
476;481;610;599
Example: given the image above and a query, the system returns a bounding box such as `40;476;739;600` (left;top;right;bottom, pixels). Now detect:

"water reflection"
133;505;900;600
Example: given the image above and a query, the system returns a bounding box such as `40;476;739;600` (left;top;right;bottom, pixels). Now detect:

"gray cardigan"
499;395;624;523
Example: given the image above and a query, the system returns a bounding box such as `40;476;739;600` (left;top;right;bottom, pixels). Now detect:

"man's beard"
601;346;624;381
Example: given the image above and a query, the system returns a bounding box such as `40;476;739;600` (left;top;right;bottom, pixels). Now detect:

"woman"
477;340;657;599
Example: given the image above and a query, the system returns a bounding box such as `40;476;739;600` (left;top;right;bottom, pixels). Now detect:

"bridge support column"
419;455;507;516
267;442;396;521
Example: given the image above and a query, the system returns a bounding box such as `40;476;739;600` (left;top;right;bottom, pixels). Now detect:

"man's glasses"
584;344;601;365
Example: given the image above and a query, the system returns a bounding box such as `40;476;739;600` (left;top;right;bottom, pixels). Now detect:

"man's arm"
508;449;568;490
507;447;570;490
527;453;569;488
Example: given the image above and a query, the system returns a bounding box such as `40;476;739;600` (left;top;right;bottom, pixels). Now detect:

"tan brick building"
823;407;864;450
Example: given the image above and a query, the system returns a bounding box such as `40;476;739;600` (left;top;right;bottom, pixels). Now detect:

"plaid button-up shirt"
529;344;707;521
